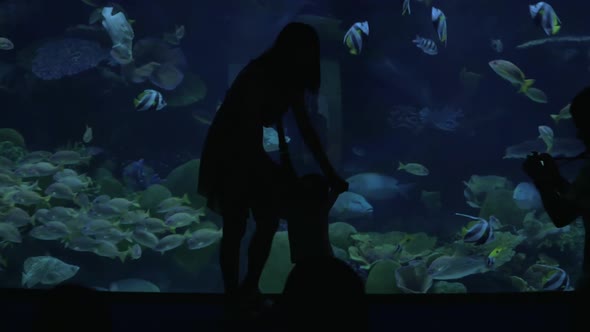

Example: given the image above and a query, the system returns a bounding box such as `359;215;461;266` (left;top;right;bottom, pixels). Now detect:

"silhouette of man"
523;86;590;292
197;22;348;314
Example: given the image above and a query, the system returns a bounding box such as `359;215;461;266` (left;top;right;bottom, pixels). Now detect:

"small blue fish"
122;159;161;190
132;159;160;188
133;159;146;183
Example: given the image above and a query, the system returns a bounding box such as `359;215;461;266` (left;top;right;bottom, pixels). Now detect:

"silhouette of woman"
524;86;590;291
197;22;348;305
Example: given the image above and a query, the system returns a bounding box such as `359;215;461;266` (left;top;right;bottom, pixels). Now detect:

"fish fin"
79;155;92;165
550;114;560;124
552;15;561;35
546;144;553;154
489;216;502;229
402;0;411;15
397;161;404;170
119;251;128;263
181;193;191;205
455;212;482;221
460;226;469;237
519;79;535;93
125;231;134;243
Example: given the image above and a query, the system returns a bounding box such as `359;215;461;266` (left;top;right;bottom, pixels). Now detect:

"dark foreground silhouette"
31;284;112;332
523;86;590;292
287;173;340;264
281;255;369;332
197;21;348;315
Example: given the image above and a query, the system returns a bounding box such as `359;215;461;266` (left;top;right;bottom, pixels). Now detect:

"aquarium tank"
0;0;586;294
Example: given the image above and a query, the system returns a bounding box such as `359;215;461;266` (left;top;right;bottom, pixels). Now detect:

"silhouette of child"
523;86;590;291
282;255;368;332
287;173;339;264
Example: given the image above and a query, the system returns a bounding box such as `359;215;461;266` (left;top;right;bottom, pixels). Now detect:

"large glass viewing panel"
0;0;585;294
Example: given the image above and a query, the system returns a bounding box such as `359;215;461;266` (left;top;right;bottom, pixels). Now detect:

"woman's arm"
291;94;337;178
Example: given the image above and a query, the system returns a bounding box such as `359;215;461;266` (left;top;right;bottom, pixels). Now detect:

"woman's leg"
220;212;247;295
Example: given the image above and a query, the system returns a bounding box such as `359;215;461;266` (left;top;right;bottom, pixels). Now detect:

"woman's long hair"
258;22;321;95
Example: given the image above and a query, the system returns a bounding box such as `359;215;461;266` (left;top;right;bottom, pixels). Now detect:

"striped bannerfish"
529;2;561;36
412;36;438;55
343;21;369;55
134;89;167;112
456;213;497;245
431;7;448;46
542;266;570;291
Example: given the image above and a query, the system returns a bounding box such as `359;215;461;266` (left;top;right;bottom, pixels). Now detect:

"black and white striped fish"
134;89;167;112
343;21;369;55
456;213;497;245
542;266;570;291
529;2;561;36
412;36;438;55
431;7;448;46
